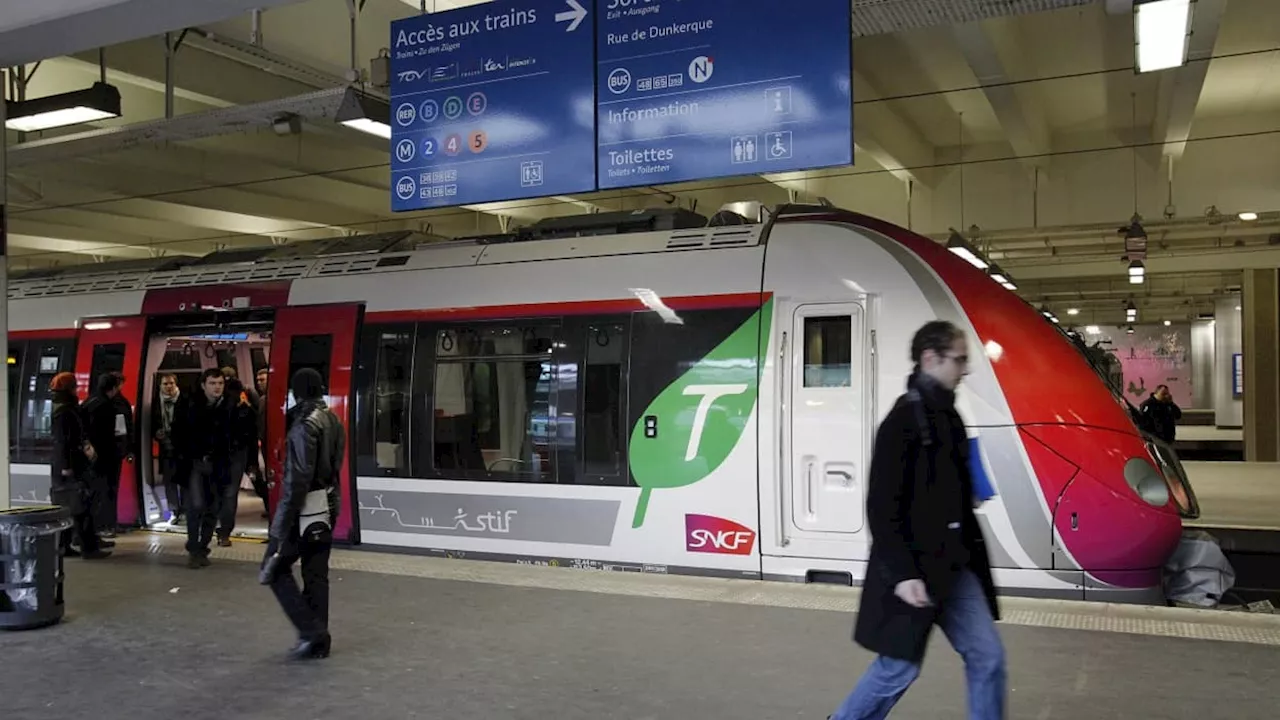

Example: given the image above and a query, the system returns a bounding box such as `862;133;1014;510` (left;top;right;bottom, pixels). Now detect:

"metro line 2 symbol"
686;514;756;556
688;56;714;84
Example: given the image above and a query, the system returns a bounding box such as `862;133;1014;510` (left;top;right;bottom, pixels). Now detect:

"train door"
771;302;871;563
73;316;148;528
265;304;362;543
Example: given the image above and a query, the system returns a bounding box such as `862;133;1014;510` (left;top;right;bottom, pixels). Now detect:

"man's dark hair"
201;368;224;384
910;320;964;367
291;368;325;402
97;373;121;395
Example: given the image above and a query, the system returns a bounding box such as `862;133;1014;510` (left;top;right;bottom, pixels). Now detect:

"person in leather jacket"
49;372;111;560
261;367;344;661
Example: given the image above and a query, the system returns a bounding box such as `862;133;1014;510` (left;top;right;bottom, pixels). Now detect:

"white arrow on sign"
556;0;587;32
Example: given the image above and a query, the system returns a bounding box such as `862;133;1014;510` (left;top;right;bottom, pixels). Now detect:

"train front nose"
1021;424;1188;592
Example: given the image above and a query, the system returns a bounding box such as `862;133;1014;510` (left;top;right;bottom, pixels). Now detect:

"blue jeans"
832;569;1006;720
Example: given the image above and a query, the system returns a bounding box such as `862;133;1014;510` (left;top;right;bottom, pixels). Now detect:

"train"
4;202;1198;603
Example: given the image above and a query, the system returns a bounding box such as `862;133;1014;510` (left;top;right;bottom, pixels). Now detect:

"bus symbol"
688;56;714;84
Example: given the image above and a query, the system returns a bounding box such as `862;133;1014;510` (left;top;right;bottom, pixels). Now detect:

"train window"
8;343;23;458
803;316;852;388
430;323;560;481
581;321;629;481
357;325;415;476
285;334;332;410
13;338;77;463
89;342;126;383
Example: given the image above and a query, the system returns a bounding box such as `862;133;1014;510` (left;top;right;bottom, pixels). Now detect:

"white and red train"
5;203;1197;602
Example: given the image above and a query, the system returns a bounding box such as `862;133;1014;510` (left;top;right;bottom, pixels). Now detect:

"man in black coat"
1140;384;1182;444
830;320;1005;720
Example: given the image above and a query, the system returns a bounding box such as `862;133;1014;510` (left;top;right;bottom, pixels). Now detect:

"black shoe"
64;546;82;558
99;539;116;549
187;554;203;569
217;536;232;547
286;633;331;661
200;554;211;567
82;549;112;560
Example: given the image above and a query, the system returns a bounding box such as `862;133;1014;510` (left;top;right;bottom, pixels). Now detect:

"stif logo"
685;514;756;555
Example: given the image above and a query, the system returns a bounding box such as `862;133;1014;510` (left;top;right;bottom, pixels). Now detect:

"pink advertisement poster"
1097;324;1193;406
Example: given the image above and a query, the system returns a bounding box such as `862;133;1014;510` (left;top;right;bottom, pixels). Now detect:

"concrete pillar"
1213;295;1243;428
1191;319;1215;411
1;73;10;510
1242;268;1280;462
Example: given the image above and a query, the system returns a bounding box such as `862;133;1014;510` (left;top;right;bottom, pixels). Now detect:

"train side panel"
290;245;773;577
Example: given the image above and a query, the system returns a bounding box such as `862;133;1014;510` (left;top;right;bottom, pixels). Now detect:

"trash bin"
0;506;72;631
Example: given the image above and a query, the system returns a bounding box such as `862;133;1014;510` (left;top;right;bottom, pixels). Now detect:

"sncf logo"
685;514;756;555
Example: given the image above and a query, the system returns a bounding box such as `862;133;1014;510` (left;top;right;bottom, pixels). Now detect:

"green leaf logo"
629;299;773;528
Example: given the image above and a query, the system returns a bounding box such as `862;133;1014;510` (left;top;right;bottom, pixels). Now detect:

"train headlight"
1146;439;1200;519
1124;457;1170;508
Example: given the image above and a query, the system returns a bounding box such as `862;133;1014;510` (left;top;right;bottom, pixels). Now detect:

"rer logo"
686;514;756;556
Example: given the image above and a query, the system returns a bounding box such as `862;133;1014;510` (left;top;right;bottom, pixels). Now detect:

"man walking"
171;368;235;568
260;368;344;661
830;320;1005;720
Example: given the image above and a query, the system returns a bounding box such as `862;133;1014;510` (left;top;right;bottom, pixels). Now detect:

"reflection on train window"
432;324;558;480
285;334;332;411
373;328;413;472
89;342;126;383
10;338;78;463
582;322;627;479
803;316;852;388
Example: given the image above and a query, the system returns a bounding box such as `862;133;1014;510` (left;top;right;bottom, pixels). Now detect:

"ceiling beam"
951;19;1051;172
1010;245;1280;281
0;0;309;67
1152;0;1227;163
6;233;202;261
849;69;936;186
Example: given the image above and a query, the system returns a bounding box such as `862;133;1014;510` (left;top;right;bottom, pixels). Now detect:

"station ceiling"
3;0;1279;325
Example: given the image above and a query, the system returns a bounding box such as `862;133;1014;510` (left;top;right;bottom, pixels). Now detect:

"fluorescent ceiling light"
1128;260;1145;284
1067;308;1080;316
946;231;989;270
5;82;121;132
1163;320;1172;326
334;86;392;141
1085;325;1101;334
340;117;391;139
1135;0;1192;73
1239;211;1258;221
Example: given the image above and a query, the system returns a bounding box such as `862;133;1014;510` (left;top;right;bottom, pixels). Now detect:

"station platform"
3;534;1280;719
1176;426;1244;461
1184;461;1280;604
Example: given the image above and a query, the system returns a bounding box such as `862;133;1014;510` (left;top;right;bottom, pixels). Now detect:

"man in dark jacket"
81;373;128;538
49;372;111;560
261;368;343;661
170;368;238;567
214;373;260;545
1140;384;1182;444
831;320;1005;720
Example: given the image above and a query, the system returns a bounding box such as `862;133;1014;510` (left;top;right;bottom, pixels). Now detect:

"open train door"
265;303;363;544
73;316;148;528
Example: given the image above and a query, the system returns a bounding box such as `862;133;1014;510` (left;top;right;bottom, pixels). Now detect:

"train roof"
7;204;786;301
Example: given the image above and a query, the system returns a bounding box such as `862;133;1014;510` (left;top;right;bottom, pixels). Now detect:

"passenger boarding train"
5;203;1197;603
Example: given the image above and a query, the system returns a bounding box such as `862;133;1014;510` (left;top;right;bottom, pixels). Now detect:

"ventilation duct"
850;0;1096;36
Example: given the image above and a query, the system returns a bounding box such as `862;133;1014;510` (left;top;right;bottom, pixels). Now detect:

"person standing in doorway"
81;373;127;540
247;368;272;518
49;372;111;560
260;368;344;661
215;371;259;546
152;373;184;525
170;368;234;568
1141;384;1183;445
829;320;1005;720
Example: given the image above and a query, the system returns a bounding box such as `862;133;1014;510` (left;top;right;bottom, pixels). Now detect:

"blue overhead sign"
595;0;853;189
388;0;596;211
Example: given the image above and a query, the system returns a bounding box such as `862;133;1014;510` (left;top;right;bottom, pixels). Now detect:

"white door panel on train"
789;303;866;535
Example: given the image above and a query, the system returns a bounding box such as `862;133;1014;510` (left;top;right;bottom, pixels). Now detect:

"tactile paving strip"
133;534;1280;647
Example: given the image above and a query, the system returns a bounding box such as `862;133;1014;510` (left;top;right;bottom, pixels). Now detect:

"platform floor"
4;535;1280;719
1185;461;1280;530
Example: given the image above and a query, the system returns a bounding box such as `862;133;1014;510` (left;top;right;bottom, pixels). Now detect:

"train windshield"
1053;325;1156;435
